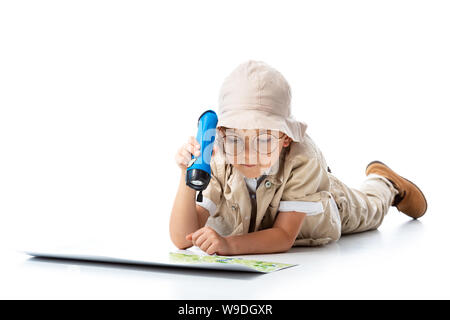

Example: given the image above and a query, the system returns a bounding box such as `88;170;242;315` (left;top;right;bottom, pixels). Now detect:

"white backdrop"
1;0;449;299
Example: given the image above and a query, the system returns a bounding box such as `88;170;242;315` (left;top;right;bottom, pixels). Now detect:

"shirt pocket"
219;200;242;234
206;214;234;237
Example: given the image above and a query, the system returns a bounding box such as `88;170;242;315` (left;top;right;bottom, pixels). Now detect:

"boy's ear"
280;132;292;147
283;136;292;147
217;126;225;136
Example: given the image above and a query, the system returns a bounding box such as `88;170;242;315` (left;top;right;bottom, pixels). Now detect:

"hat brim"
217;109;307;143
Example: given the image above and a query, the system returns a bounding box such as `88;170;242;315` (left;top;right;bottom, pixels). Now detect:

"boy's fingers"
175;153;189;167
180;146;192;160
186;233;193;240
185;143;200;157
184;143;194;154
188;136;201;148
194;233;208;248
206;243;217;255
200;238;213;253
191;227;206;242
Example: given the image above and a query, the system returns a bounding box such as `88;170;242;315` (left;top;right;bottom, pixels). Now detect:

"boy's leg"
329;173;399;235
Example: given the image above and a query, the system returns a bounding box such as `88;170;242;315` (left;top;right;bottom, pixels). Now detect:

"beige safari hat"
217;60;307;143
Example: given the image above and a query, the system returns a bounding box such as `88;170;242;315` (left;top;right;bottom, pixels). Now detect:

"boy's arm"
169;171;210;249
226;211;306;255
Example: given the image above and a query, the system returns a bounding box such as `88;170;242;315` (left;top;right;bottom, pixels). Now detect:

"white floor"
2;207;449;300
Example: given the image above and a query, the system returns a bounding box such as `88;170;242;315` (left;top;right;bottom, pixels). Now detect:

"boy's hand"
186;226;232;255
175;136;218;171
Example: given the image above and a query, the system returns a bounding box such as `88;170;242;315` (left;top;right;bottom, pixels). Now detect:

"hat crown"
218;60;292;117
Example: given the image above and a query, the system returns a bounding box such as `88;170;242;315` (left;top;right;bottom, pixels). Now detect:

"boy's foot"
365;160;428;219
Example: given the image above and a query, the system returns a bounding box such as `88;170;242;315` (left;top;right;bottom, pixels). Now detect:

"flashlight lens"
191;180;203;186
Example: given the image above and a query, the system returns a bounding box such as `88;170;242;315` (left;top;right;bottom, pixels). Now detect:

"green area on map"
169;252;294;273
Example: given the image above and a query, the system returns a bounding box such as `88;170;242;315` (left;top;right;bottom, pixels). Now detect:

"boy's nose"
243;148;259;164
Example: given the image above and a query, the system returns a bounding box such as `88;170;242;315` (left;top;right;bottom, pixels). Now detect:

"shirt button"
265;180;272;189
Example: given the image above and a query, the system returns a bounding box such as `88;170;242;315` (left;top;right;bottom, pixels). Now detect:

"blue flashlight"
186;109;218;202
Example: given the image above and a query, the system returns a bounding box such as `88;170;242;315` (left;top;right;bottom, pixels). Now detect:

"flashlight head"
186;168;211;191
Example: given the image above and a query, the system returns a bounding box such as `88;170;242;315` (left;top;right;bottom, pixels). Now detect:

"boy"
170;60;427;255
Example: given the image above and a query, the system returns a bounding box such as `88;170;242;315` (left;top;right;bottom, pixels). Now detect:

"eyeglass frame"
217;128;287;156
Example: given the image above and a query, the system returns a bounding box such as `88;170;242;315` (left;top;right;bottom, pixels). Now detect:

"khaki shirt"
196;133;341;246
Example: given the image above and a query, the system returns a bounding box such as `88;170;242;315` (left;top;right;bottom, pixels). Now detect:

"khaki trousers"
328;173;400;234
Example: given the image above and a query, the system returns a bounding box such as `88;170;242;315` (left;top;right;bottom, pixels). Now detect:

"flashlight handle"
185;110;218;197
187;110;218;175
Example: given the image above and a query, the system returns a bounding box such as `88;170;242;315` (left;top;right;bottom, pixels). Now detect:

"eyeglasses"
220;130;285;156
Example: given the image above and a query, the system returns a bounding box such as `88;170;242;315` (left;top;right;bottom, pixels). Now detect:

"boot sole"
366;160;428;218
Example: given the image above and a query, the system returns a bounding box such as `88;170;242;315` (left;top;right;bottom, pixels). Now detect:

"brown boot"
365;160;428;219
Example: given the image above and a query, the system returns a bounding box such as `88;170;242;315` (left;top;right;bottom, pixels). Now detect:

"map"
169;252;296;273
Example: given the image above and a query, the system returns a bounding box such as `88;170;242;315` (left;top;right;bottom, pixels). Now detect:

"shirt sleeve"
195;157;224;216
279;156;329;216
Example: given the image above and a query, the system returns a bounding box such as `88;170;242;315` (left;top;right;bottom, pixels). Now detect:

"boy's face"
218;127;292;178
